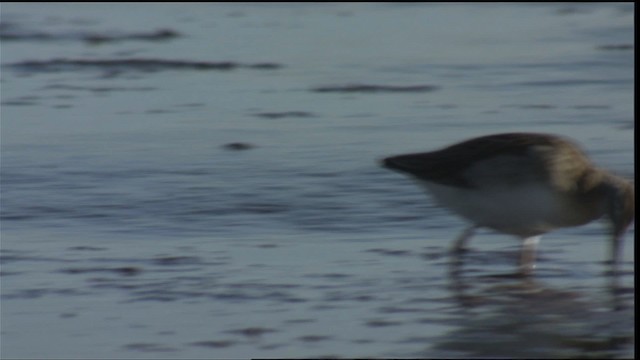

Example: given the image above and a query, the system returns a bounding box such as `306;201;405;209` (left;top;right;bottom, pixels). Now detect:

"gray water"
0;3;634;359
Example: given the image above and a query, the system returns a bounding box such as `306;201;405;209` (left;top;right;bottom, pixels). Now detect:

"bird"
381;132;634;275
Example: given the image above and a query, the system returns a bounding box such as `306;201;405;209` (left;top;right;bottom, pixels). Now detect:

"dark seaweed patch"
366;248;413;257
0;99;39;106
597;44;633;51
571;105;611;110
311;84;439;93
223;142;255;151
227;327;277;338
67;246;107;251
189;340;235;348
123;343;178;352
41;84;156;93
60;266;142;276
504;104;557;110
152;256;201;266
254;111;316;119
0;26;181;44
84;29;181;44
7;58;284;76
365;319;403;327
298;335;332;342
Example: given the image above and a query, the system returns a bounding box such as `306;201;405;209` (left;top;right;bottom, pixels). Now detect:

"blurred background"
1;3;634;358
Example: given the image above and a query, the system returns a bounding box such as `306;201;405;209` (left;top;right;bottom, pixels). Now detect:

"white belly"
418;181;576;236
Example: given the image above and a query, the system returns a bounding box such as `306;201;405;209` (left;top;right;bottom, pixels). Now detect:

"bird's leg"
519;236;540;275
449;226;477;280
610;234;623;274
451;226;477;253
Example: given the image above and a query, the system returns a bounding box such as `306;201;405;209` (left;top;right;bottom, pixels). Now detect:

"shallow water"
1;3;634;358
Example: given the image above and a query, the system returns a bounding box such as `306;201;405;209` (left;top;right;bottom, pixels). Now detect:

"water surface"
1;3;634;358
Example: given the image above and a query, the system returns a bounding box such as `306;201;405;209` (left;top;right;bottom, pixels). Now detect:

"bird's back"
383;132;593;190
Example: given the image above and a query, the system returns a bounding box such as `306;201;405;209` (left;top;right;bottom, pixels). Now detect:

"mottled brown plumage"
382;132;634;274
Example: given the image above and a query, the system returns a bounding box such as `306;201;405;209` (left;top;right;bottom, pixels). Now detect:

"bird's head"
604;176;634;267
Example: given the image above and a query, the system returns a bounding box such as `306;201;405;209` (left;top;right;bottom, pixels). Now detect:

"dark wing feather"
382;133;577;188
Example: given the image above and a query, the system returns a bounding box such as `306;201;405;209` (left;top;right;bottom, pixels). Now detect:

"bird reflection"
427;253;635;359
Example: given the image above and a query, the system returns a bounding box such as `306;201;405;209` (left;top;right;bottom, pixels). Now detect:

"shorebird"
382;132;634;275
